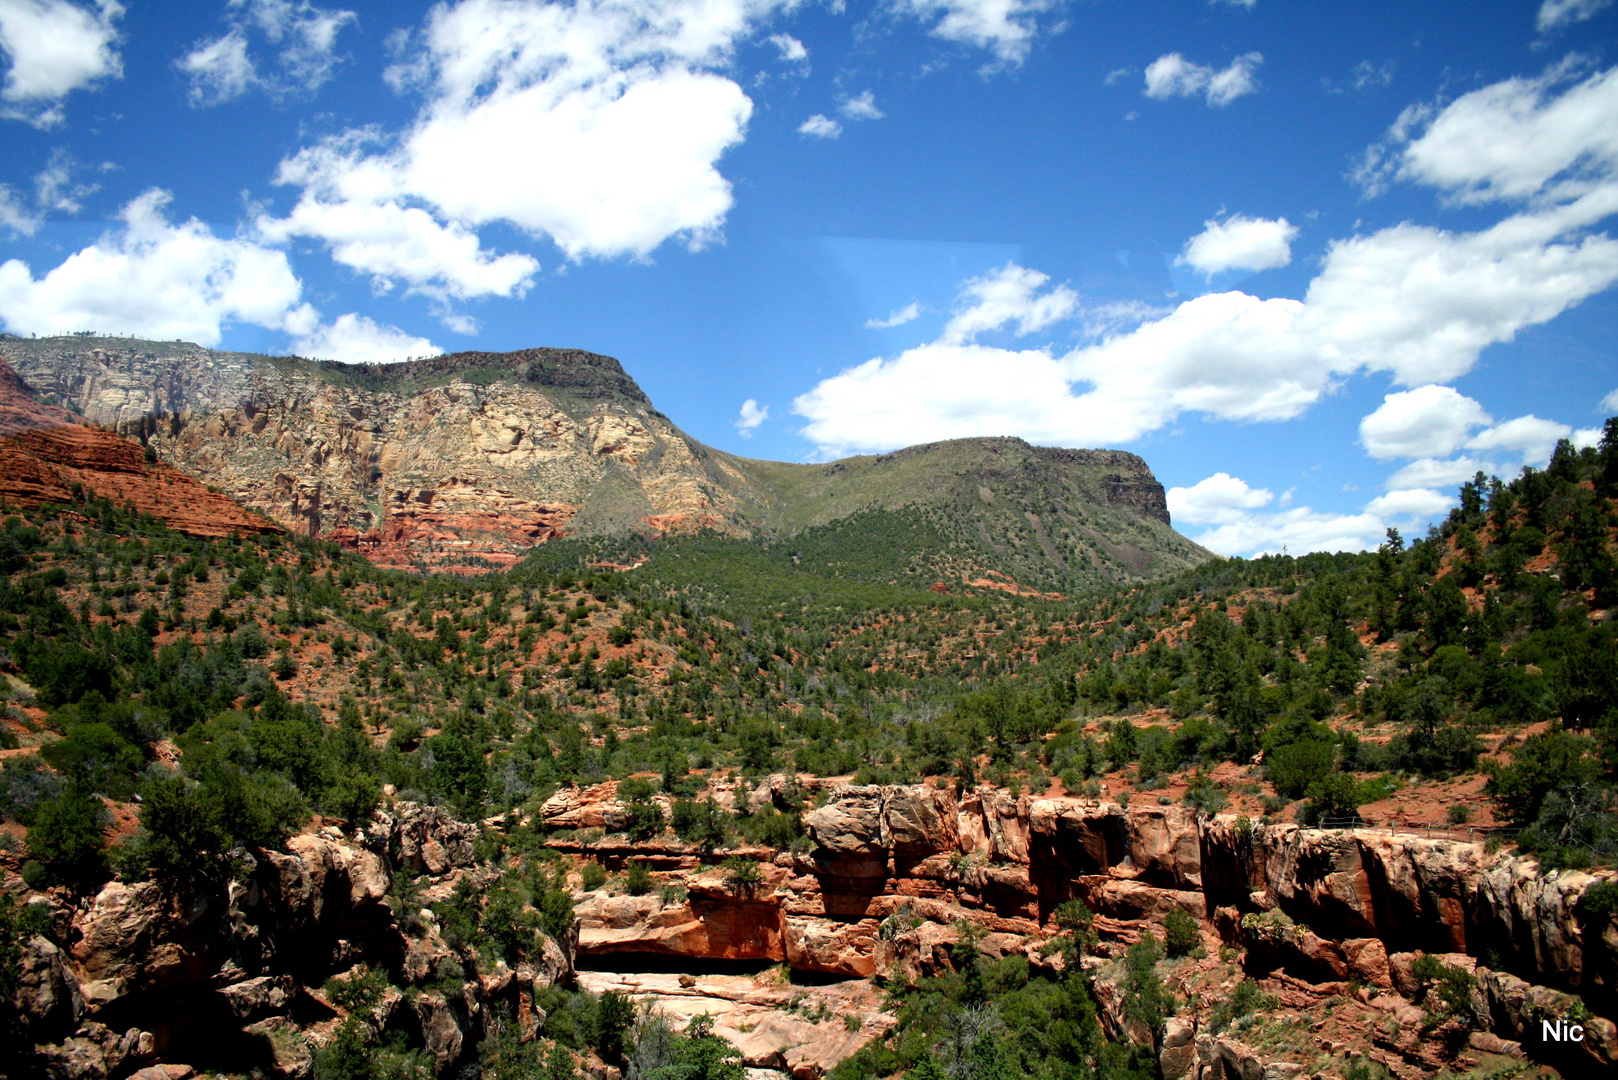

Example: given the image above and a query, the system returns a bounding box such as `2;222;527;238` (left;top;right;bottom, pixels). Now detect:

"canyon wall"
12;783;1615;1079
0;340;759;569
558;782;1618;1076
0;358;279;538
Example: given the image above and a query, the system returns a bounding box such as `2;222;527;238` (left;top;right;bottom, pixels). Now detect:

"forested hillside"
1;423;1615;1078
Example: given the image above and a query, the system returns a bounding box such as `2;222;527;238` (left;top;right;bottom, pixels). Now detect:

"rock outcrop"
558;781;1618;1075
7;803;568;1080
0;358;279;538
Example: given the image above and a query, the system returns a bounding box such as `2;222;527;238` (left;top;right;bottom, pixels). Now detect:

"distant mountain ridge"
0;336;1212;589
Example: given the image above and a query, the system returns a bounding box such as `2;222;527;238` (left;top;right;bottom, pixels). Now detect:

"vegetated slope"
0;336;1209;590
0;423;1616;1079
727;437;1211;593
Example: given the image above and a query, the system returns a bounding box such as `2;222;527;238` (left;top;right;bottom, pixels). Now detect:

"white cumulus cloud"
0;185;32;236
1385;456;1495;491
1538;0;1612;31
0;189;306;344
1172;475;1456;558
866;301;920;329
258;0;777;314
940;262;1077;344
1143;51;1262;107
290;312;440;365
1359;61;1618;205
1365;488;1456;519
0;149;97;236
792;63;1618;462
1466;413;1579;463
1359;385;1493;460
894;0;1062;66
1190;506;1388;558
734;397;768;437
179;0;358;106
798;113;841;138
256;132;541;303
1166;473;1273;526
1601;388;1618;412
0;0;123;127
1177;213;1298;275
768;33;806;61
839;90;883;120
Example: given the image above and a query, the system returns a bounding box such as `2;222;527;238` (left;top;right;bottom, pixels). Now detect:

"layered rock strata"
556;782;1618;1077
0;359;279;538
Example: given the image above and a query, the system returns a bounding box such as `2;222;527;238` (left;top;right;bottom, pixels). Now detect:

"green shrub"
1410;954;1482;1029
26;787;108;888
738;804;803;848
625;859;652;896
722;855;762;889
1299;772;1368;827
1210;978;1276;1033
1163;907;1200;958
581;860;608;891
1581;880;1618;921
325;966;388;1019
1267;739;1334;800
671;798;727;847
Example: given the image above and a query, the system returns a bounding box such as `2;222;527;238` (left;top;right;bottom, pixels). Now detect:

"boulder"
576;892;785;962
535;782;627;833
242;1015;313;1078
805;787;888;878
386;802;479;875
217;974;294;1023
412;990;467;1070
783;915;879;976
1158;1016;1196;1080
33;1022;152;1080
13;934;84;1038
884;786;957;856
70;882;223;1008
1341;937;1393;989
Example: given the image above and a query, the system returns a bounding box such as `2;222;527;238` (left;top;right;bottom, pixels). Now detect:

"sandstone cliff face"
0;359;279;538
557;782;1618;1075
0;339;756;569
8;803;569;1080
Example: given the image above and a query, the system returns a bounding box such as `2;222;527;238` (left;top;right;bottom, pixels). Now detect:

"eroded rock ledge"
555;781;1618;1077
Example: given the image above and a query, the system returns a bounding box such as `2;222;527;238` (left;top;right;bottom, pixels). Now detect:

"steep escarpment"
551;781;1618;1078
0;337;1208;586
0;339;758;571
733;437;1205;590
10;779;1615;1079
0;359;279;538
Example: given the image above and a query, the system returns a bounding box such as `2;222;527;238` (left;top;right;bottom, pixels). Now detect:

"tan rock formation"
0;358;279;538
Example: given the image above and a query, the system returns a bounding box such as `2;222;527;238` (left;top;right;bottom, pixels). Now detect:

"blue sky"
0;0;1615;557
